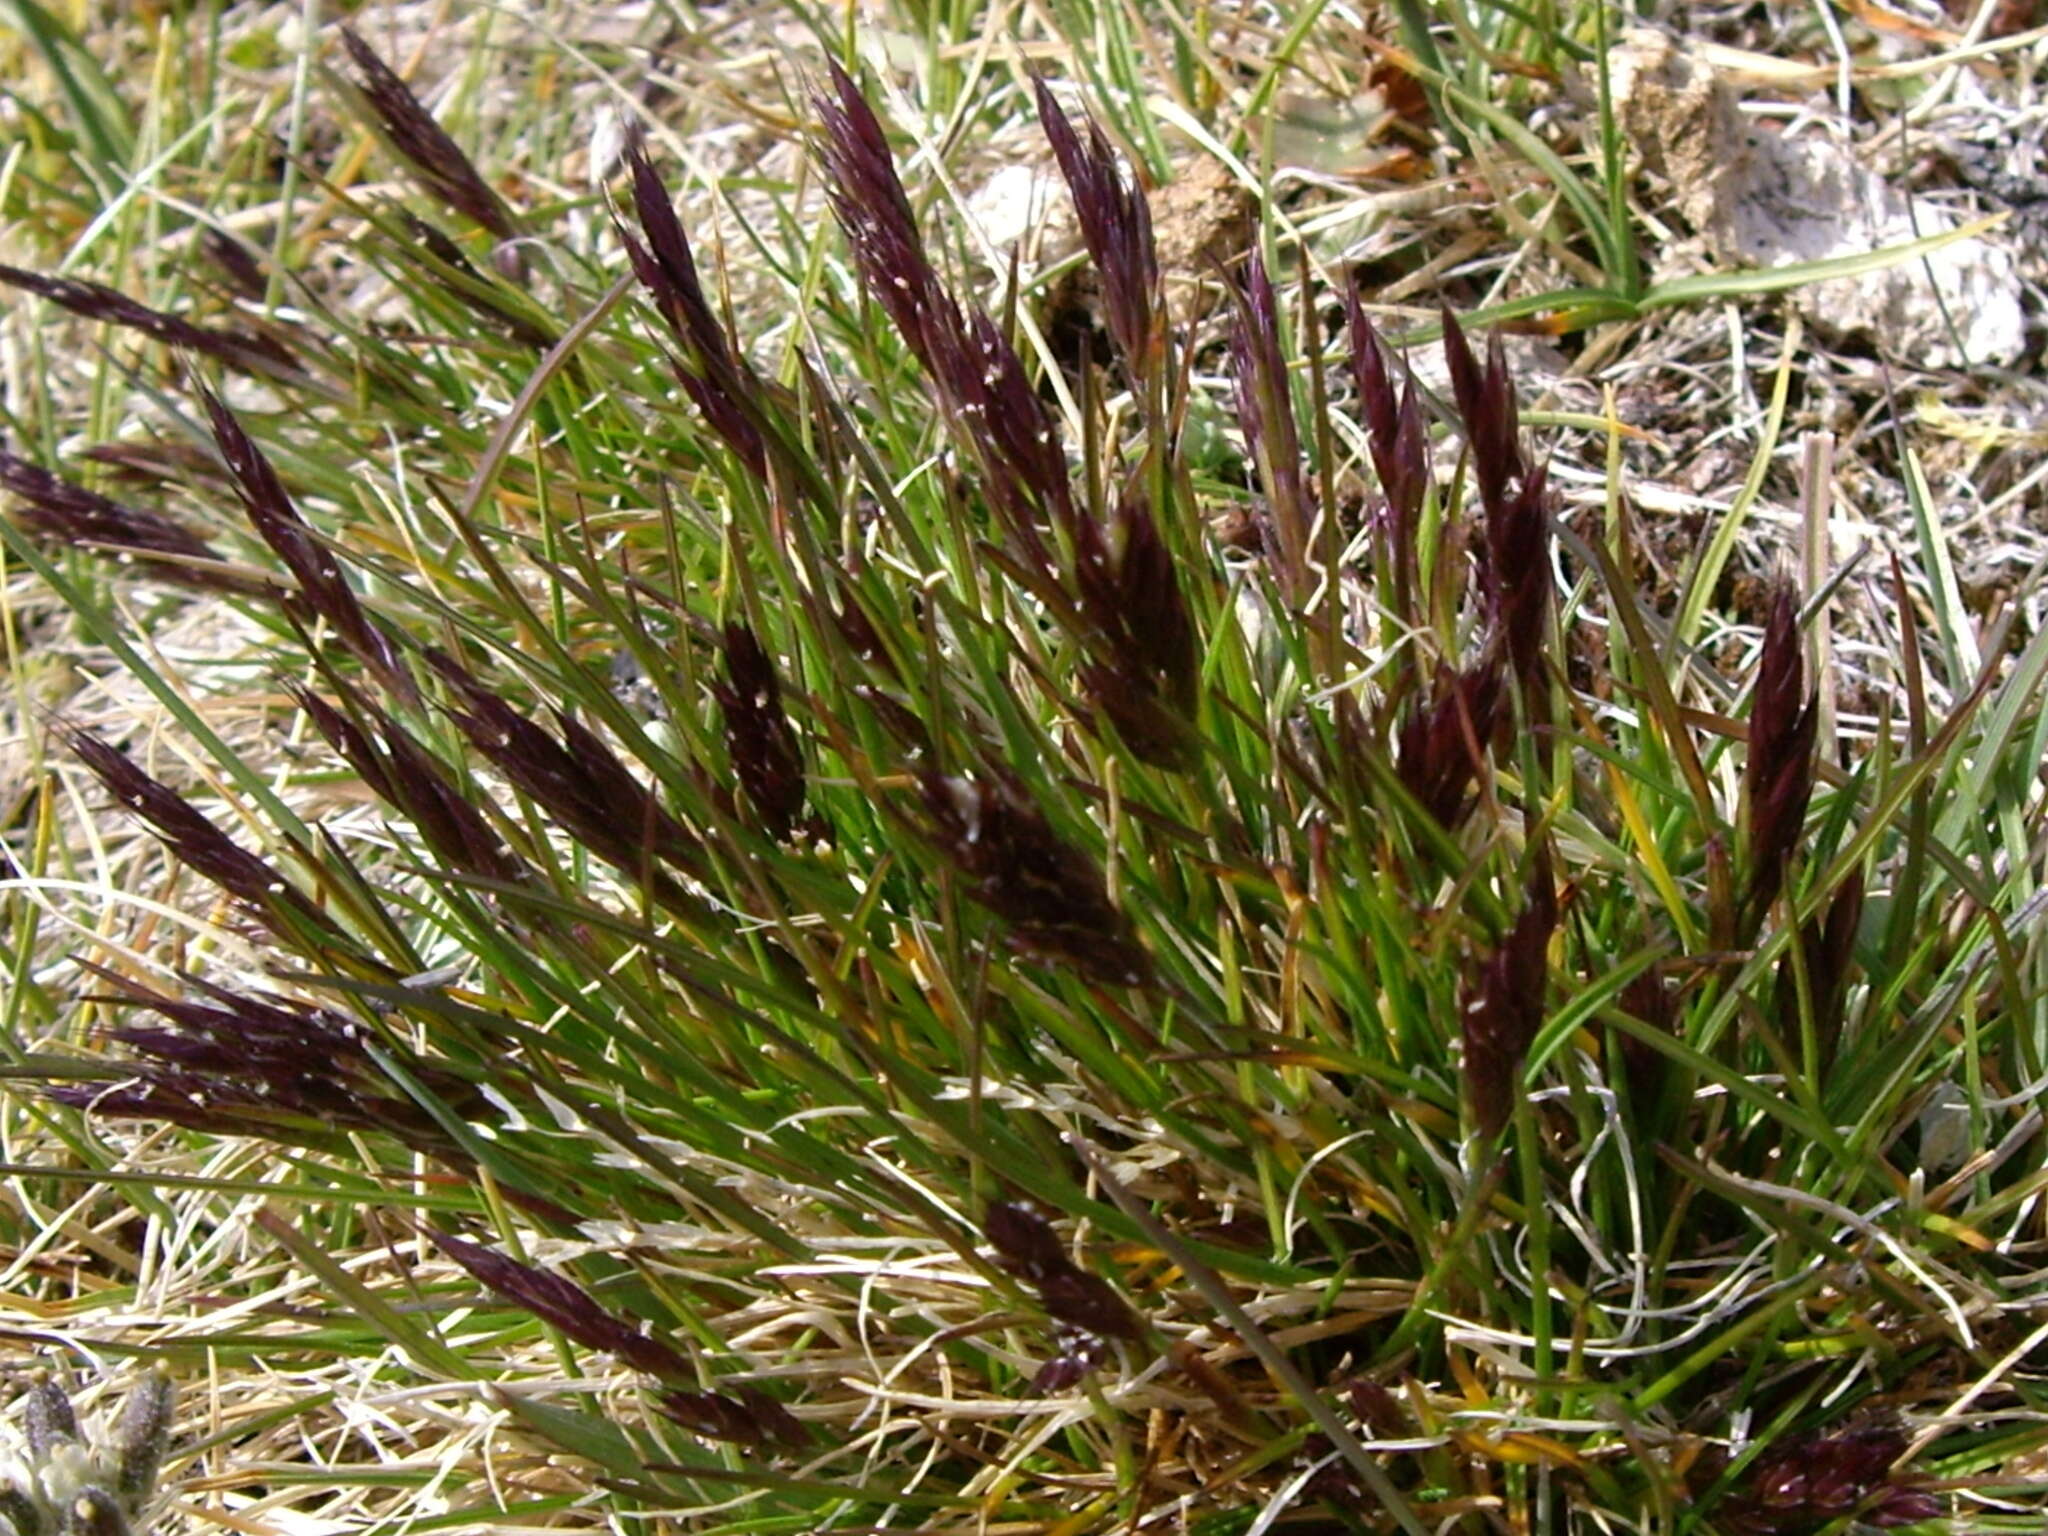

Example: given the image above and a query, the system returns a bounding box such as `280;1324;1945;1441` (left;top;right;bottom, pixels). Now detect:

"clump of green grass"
4;25;2046;1536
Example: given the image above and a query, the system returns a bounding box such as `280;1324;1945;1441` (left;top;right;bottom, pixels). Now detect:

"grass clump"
3;21;2047;1536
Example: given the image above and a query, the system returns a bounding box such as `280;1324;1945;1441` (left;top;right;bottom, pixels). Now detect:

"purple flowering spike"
1717;1425;1940;1533
657;1385;808;1450
1487;458;1552;687
711;623;806;839
433;1231;695;1381
0;264;298;378
814;66;1071;542
64;730;334;935
199;388;414;700
1394;656;1502;829
425;650;703;891
618;138;768;478
1346;291;1427;612
290;682;523;883
813;61;949;363
985;1201;1070;1283
1744;581;1819;924
985;1200;1142;1377
1229;254;1311;595
1;451;271;596
48;965;483;1157
1072;494;1199;769
919;769;1151;985
1460;858;1555;1138
1033;77;1158;370
340;28;516;240
1440;305;1523;518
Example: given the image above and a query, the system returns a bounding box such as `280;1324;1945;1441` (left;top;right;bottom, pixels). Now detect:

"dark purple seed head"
65;730;326;929
955;310;1074;529
397;212;553;349
1031;1326;1109;1393
433;1230;694;1381
201;227;266;301
711;622;806;840
918;769;1151;986
1718;1426;1936;1534
1486;458;1553;688
1033;1265;1142;1341
199;388;413;698
1441;305;1523;518
1394;656;1502;829
1071;495;1199;769
619;133;725;364
290;682;521;882
1347;290;1428;608
657;1386;806;1450
813;61;947;362
1744;581;1818;923
0;263;299;378
339;27;517;240
985;1201;1141;1344
813;67;1075;543
425;650;702;887
1783;867;1864;1073
1459;858;1555;1138
985;1200;1069;1283
613;137;769;477
1033;77;1158;370
53;966;484;1160
1229;254;1311;593
0;450;271;596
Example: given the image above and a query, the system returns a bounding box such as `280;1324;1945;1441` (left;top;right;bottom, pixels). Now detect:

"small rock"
1604;28;2024;367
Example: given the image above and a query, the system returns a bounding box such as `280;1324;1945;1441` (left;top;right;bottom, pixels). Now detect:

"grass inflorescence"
3;19;2046;1536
